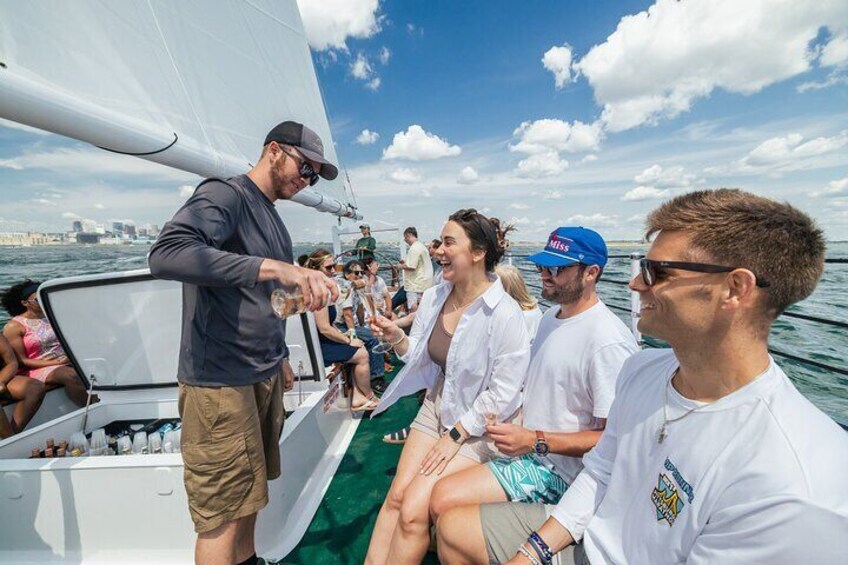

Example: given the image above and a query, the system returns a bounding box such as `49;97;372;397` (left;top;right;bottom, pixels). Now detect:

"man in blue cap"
432;227;639;565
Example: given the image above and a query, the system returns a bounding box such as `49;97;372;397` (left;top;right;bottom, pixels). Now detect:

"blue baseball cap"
527;227;608;268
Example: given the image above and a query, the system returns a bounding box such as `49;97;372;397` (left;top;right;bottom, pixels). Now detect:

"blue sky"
1;0;847;244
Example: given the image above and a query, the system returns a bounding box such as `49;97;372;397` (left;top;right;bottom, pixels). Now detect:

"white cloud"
32;198;57;206
633;164;698;189
457;166;479;185
797;71;848;92
297;0;383;51
509;216;531;226
350;53;373;80
378;46;391;65
510;119;603;155
383;125;462;161
356;129;380;145
179;185;195;199
62;212;81;220
93;203;106;210
812;177;848;197
510;203;531;210
572;0;848;132
543;190;564;200
421;187;433;198
622;186;672;201
387;167;423;184
0;159;23;171
515;151;568;178
366;77;381;91
542;44;575;89
565;213;618;228
580;155;598;164
711;130;848;174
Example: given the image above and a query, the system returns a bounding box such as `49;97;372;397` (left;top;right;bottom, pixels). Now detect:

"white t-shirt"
522;306;543;343
552;349;848;564
404;240;434;292
522;301;638;484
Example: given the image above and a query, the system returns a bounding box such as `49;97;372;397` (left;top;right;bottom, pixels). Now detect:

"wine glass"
361;288;393;354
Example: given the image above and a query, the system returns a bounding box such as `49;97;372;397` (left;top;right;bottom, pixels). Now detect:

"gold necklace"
449;293;478;312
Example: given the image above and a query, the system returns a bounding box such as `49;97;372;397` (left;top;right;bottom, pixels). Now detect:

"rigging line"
97;133;179;156
145;0;216;164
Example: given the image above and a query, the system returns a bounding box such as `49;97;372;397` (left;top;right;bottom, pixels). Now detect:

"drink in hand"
271;288;307;319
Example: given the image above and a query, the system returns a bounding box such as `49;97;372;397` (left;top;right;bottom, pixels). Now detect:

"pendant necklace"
657;371;714;444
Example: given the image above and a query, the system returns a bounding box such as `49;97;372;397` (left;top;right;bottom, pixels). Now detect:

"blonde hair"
496;265;538;311
304;248;333;271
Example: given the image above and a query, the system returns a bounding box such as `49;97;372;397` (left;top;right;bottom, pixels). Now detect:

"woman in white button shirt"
365;209;532;565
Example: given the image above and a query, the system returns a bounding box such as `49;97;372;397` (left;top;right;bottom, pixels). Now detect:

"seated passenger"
437;190;848;565
1;280;88;407
338;259;386;392
428;228;638;549
365;209;531;565
0;333;45;437
304;251;378;412
495;264;544;342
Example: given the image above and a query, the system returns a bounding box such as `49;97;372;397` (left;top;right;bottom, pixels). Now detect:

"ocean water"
0;242;845;427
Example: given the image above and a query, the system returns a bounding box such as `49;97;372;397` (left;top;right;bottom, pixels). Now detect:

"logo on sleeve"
650;458;694;527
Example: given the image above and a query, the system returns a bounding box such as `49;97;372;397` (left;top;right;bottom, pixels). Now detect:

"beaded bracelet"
517;544;542;565
388;333;407;347
528;532;553;564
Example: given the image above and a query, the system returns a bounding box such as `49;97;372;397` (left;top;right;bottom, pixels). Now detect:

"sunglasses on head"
639;259;770;288
535;263;580;278
279;145;320;186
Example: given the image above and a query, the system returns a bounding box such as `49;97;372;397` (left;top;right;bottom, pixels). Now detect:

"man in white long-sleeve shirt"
437;189;848;565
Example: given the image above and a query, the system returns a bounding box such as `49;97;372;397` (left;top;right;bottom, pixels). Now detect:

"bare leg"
365;429;437;565
235;512;257;563
436;505;489;565
429;462;507;523
348;347;376;408
0;409;12;439
6;376;45;432
196;519;239;565
384;453;478;565
44;367;88;406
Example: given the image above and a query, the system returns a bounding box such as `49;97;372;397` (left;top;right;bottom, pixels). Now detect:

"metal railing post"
629;252;643;346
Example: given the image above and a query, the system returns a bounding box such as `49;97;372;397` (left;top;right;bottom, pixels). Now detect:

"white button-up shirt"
373;276;531;436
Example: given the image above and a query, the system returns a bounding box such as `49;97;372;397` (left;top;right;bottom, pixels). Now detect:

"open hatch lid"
39;270;182;390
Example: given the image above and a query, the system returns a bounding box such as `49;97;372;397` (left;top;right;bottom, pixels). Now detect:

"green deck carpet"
284;362;440;565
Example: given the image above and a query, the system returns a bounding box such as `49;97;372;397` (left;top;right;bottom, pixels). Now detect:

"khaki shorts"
178;371;284;533
480;502;588;565
410;376;499;463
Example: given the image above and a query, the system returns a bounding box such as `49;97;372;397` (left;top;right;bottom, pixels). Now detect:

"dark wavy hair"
2;279;41;317
448;209;514;272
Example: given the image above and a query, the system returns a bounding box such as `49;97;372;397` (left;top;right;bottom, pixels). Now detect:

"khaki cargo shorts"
178;370;284;533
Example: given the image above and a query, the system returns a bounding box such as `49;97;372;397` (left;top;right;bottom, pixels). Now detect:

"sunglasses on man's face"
639;259;770;288
535;264;580;278
280;146;320;186
321;263;336;272
350;270;364;277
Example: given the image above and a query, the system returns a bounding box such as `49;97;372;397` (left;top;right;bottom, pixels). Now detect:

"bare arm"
0;334;19;387
314;308;362;346
487;421;606;457
2;322;66;370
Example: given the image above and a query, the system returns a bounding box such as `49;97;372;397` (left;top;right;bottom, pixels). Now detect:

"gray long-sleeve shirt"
148;175;292;387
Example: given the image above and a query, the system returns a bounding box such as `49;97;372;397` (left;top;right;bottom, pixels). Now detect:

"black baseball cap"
264;121;339;181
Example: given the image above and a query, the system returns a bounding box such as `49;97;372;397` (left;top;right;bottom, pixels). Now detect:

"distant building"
72;220;83;233
125;224;137;238
112;222;124;237
76;233;100;244
0;232;49;246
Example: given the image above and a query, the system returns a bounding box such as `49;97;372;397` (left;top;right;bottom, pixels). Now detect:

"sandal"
382;426;411;444
352;394;380;412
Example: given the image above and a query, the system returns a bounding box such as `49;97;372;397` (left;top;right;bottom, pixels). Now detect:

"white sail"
0;0;360;219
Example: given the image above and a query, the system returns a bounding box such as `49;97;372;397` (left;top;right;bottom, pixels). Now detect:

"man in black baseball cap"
149;120;339;565
264;120;339;182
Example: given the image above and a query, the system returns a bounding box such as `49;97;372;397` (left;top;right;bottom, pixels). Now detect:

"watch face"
534;440;549;455
449;427;462;442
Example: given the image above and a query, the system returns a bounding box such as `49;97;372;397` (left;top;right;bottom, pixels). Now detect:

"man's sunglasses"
280;146;320;186
639;259;770;288
535;263;580;278
349;270;364;276
321;263;336;272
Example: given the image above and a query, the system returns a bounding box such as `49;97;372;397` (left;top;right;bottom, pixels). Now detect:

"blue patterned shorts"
486;454;568;504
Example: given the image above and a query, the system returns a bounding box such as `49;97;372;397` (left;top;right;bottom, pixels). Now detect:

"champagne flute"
362;289;393;354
